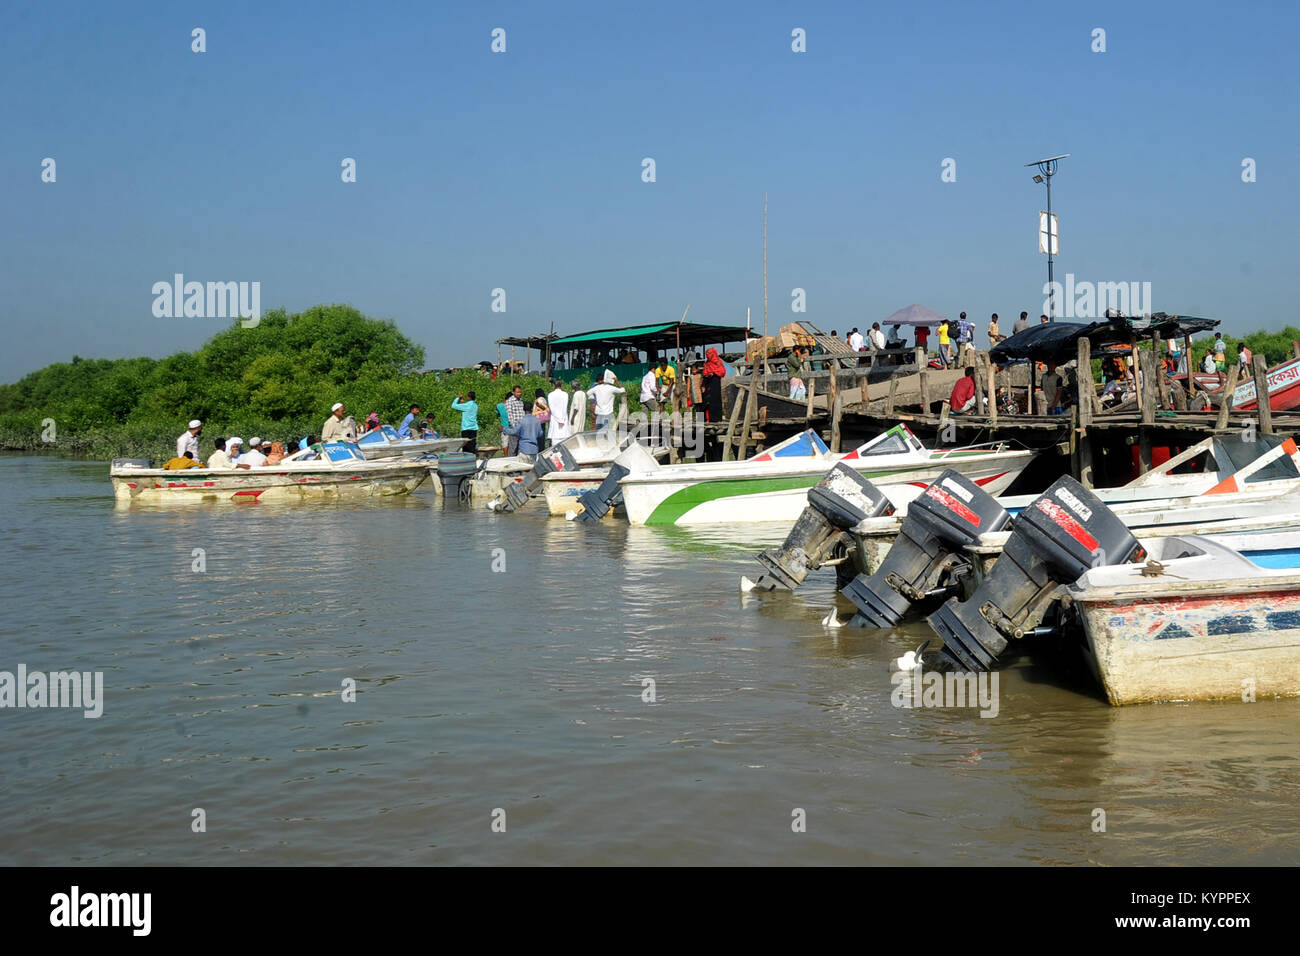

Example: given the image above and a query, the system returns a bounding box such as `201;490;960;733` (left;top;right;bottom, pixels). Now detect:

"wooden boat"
110;441;429;502
355;425;468;460
619;424;1034;526
1184;354;1300;411
1069;530;1300;704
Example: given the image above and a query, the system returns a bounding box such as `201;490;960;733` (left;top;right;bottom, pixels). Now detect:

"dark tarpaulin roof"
989;313;1221;363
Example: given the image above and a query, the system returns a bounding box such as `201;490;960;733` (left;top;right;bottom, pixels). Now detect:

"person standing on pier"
590;370;625;433
915;325;930;358
869;323;886;350
452;392;480;454
1237;343;1253;374
937;318;952;368
503;386;525;456
987;313;1003;346
1213;333;1227;371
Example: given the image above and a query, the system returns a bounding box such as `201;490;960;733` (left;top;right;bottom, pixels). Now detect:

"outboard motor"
435;451;479;500
928;476;1145;671
494;445;580;512
570;441;660;522
841;470;1010;628
571;463;630;522
748;464;895;591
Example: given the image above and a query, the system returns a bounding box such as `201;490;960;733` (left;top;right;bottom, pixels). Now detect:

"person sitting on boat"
224;437;254;469
1202;351;1217;375
241;438;268;467
420;417;441;439
502;403;544;461
363;412;381;433
207;438;232;469
264;441;286;466
162;450;203;470
397;405;422;439
322;403;357;443
948;367;977;413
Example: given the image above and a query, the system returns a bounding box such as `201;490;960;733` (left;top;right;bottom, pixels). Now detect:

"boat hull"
1078;587;1300;705
111;465;429;502
621;450;1033;526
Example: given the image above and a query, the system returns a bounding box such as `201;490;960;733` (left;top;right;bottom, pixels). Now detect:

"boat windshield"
855;425;918;457
1212;433;1300;483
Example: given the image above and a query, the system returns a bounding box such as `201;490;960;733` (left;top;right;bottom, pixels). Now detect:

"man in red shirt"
949;366;977;413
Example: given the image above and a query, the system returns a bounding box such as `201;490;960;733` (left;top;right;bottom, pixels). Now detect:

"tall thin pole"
1046;172;1054;321
762;192;769;386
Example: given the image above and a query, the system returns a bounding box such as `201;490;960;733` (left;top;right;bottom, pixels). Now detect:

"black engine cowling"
928;476;1145;670
841;469;1011;628
750;464;895;590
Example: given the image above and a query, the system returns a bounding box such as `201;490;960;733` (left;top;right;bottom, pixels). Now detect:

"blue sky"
2;0;1295;381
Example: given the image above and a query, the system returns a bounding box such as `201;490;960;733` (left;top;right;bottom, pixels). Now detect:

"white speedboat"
110;441;429;502
618;424;1035;526
355;425;468;460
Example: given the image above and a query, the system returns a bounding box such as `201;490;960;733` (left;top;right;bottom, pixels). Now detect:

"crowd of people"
161;421;304;471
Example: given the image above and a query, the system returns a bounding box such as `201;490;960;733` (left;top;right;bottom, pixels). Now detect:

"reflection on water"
1;455;1298;865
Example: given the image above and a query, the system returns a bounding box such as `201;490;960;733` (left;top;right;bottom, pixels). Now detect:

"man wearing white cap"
241;438;267;467
321;402;356;443
177;419;203;459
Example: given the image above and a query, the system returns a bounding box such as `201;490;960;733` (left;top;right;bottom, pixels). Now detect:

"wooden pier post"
918;370;931;414
734;367;762;460
1184;334;1196;402
721;382;745;461
987;361;998;425
1138;348;1158;473
1253;353;1274;435
804;376;815;425
830;393;844;453
1215;364;1240;430
886;374;899;416
1077;336;1095;488
973;352;986;415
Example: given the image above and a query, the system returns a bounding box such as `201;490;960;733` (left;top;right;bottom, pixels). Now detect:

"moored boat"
110;441;429;502
356;425;468;460
1070;530;1300;704
619;424;1034;526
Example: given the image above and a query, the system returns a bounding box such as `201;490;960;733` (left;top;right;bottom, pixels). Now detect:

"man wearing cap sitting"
177;419;203;459
322;402;357;443
241;438;268;467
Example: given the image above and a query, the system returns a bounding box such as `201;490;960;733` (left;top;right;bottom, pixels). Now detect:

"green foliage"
0;304;439;458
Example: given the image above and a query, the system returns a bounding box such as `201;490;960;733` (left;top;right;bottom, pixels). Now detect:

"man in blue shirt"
397;404;421;439
502;404;545;460
451;392;479;454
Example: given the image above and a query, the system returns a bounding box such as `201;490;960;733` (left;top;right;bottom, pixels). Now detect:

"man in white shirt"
589;370;625;433
322;402;357;442
868;323;886;350
547;382;572;446
177;419;202;459
240;437;268;467
849;327;865;351
207;438;232;469
640;368;660;414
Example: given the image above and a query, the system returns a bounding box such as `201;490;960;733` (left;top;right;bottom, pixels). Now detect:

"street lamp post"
1026;154;1069;320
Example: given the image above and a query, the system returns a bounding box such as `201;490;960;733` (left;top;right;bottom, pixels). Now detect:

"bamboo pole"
1184;333;1195;402
1138;349;1158;473
805;376;816;425
735;362;763;460
1215;364;1241;430
988;361;998;425
1253;353;1274;435
1130;338;1142;415
973;352;986;415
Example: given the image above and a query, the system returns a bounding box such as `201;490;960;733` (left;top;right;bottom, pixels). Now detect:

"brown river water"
1;455;1298;865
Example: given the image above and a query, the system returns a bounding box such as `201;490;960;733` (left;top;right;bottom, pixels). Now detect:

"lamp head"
1033;174;1045;183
